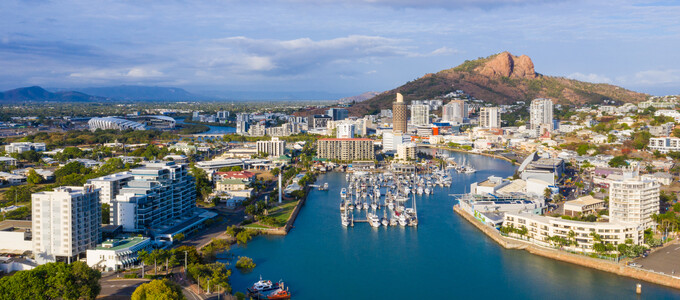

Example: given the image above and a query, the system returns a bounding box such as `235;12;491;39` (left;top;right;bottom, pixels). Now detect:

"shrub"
235;256;256;271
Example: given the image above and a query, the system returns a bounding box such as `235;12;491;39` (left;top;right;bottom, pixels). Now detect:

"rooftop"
96;236;149;251
565;195;605;207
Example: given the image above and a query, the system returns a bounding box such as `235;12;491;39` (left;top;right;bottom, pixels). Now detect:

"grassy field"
268;200;299;227
244;223;271;229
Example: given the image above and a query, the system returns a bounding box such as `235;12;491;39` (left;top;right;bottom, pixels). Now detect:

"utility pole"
184;251;188;278
141;261;145;278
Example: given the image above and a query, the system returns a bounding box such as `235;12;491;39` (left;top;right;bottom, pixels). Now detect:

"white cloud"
632;69;680;85
567;72;612;84
126;67;163;78
69;66;164;79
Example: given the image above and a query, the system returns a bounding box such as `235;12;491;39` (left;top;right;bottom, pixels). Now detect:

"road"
98;275;149;299
179;208;245;249
633;241;680;276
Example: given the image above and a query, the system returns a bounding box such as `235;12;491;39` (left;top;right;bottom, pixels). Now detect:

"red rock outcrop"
475;51;537;79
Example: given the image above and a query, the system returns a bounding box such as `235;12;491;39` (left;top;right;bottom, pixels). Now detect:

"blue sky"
1;0;679;97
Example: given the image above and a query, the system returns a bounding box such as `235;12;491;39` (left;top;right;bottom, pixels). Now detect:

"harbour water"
226;150;680;299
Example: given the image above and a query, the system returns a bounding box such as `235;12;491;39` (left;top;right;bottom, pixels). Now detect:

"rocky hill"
350;52;647;115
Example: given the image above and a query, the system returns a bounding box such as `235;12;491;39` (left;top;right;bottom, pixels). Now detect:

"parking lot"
633;241;680;276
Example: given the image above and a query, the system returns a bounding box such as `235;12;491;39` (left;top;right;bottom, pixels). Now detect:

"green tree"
131;279;185;300
187;262;232;293
235;256;256;271
0;261;101;300
576;144;589;156
608;155;628;168
190;166;212;202
101;203;110;224
26;169;45;184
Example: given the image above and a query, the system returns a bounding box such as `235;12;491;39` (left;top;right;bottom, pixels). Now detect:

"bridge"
178;133;226;139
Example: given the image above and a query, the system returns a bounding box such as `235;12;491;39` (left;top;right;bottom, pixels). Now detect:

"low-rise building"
216;178;248;191
0;220;33;254
563;195;605;217
5;142;46;153
648;137;680;153
396;142;417;160
86;237;152;272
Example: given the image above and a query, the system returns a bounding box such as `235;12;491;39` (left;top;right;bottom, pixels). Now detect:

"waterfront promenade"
453;204;680;290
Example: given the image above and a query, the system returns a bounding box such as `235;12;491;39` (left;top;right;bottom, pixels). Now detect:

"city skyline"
1;0;680;97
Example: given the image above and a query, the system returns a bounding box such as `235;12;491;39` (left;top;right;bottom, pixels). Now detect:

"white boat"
340;188;347;199
424;188;431;195
388;202;395;210
398;214;408;226
362;202;369;210
417;187;423;195
371;202;378;210
341;212;349;227
368;213;381;227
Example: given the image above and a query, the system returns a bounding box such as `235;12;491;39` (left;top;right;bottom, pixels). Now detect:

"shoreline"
453;204;680;291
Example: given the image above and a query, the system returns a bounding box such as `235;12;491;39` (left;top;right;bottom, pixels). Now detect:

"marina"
226;150;680;299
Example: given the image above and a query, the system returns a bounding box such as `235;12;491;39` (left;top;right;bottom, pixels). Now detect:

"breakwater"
453;204;680;290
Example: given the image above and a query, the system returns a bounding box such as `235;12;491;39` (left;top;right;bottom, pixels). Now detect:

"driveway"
633;241;680;276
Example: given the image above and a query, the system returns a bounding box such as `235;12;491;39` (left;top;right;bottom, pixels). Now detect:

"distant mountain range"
349;51;648;115
0;86;107;103
77;85;205;101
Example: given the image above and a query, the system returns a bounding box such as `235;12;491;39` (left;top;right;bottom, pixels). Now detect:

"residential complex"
503;212;644;253
530;98;554;133
442;100;467;124
648;137;680;153
411;103;430;126
32;185;101;263
336;123;355;138
256;137;286;157
608;168;660;230
479;107;501;128
5;142;46;153
317;138;375;161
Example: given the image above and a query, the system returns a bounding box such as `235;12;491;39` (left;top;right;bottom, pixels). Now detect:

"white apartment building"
256;137;285;157
336;123;355;139
654;109;680;122
608;168;660;230
479;107;501;128
411;104;430;126
5;142;46;153
530;98;554;132
87;173;134;222
503;212;644;253
382;131;411;151
396;142;417;160
648;137;680;153
32;185;101;264
442;100;467;124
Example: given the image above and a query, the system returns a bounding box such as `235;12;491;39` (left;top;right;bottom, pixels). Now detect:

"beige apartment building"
317;138;375;161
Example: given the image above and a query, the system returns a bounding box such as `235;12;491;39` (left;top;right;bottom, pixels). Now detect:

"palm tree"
567;230;578;247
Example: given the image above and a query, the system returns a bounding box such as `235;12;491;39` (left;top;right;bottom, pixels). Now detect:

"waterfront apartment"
608;167;660;230
32;185;101;264
317;138;375;161
457;193;546;227
503;212;644;253
396;142;417;160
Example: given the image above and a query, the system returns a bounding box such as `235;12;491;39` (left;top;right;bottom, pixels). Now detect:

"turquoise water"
226;151;680;299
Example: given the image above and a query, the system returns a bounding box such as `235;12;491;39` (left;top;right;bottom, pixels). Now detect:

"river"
225;149;679;299
174;117;236;134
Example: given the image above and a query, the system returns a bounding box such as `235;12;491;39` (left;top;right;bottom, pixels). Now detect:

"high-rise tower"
393;93;408;133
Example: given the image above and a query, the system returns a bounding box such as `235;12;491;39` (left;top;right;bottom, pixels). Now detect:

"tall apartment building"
442;100;467;124
336;123;355;138
393;93;408;133
91;161;197;234
327;108;349;121
317;138;375;161
382;131;411;151
609;167;660;230
216;111;229;121
248;124;266;137
257;137;285;156
479;107;501;128
411;104;430;126
32;185;101;263
308;115;332;129
648;137;680;153
87;173;134;206
530;98;554;132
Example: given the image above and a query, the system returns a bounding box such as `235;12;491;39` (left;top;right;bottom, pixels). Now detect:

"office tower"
442;100;467;124
411;103;430;126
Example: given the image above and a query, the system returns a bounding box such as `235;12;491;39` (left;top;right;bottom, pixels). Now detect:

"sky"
1;0;680;98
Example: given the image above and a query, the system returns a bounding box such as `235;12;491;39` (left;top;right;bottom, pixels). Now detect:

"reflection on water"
224;150;679;299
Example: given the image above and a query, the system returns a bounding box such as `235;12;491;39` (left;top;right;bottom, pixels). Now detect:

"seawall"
453;205;680;290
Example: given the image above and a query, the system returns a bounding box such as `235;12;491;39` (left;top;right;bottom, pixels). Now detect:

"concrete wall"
0;231;32;252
